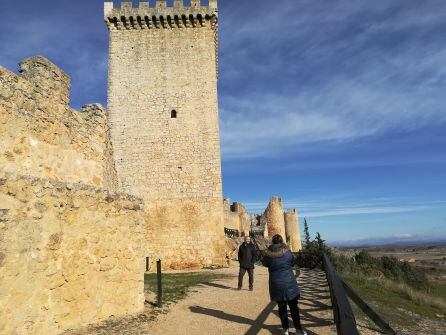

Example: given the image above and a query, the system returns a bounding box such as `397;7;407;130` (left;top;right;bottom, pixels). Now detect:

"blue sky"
1;0;445;245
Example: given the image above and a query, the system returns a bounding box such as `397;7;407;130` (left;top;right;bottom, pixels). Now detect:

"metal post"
146;257;149;272
157;258;162;308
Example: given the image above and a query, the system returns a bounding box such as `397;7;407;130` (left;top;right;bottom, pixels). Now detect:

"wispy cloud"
219;0;446;159
243;197;446;218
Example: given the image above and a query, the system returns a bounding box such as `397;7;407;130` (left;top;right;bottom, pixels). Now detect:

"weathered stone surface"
262;196;286;239
0;175;145;334
104;2;224;268
284;209;302;252
223;199;251;236
0;58;118;190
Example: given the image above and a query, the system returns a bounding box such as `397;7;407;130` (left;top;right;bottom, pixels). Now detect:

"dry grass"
375;276;446;311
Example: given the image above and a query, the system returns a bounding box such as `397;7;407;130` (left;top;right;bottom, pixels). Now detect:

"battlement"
1;56;118;190
270;196;282;203
104;1;218;30
18;55;71;105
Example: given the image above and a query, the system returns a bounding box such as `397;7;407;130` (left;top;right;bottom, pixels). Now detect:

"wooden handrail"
323;254;360;335
342;280;396;335
323;254;397;335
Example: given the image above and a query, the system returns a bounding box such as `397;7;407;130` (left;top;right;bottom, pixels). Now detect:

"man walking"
238;236;256;291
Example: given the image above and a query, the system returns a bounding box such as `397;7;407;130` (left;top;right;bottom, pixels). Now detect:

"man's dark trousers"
238;267;254;290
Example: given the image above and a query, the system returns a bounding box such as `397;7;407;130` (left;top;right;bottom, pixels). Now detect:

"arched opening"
171;110;177;118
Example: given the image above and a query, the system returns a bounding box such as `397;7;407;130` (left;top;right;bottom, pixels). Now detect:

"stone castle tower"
284;209;302;252
263;196;286;238
104;0;225;269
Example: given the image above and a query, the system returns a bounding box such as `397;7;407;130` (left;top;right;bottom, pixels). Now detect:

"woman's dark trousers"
277;298;302;330
238;267;254;289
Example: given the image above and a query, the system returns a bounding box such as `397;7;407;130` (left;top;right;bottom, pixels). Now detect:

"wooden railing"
323;254;397;335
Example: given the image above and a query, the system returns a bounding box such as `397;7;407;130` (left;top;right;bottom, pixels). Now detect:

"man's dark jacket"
238;242;256;269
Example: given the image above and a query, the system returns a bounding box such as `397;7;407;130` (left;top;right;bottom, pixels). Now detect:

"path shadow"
189;269;336;335
200;282;237;291
296;269;336;332
190;301;280;335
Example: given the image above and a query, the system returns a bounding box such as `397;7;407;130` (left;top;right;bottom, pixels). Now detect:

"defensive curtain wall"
104;0;225;269
223;197;303;253
223;198;250;236
0;56;117;189
0;57;145;333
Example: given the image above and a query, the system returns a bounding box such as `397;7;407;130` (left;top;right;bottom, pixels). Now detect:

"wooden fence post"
157;258;162;308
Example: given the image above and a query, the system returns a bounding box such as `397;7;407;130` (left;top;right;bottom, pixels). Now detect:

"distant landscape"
332;243;446;334
332;238;446;248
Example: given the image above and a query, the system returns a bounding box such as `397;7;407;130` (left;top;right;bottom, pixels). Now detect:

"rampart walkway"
66;266;338;335
146;267;337;335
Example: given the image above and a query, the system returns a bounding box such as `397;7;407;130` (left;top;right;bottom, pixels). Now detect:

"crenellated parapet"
104;1;218;31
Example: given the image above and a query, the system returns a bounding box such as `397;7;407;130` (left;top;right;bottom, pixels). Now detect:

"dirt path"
66;266;337;335
144;266;336;335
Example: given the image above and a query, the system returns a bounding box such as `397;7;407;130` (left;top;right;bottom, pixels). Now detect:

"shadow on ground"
189;268;336;335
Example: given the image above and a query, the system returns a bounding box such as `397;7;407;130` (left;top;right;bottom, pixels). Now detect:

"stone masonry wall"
0;174;145;334
105;1;225;268
223;199;251;236
284;209;302;252
223;198;241;233
262;196;286;239
0;56;118;190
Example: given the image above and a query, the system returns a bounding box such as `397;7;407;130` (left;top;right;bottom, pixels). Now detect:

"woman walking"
262;234;307;335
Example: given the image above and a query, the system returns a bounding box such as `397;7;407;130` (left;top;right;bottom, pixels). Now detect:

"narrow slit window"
171;110;177;118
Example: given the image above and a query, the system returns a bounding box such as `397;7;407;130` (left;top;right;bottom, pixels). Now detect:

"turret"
284;209;302;252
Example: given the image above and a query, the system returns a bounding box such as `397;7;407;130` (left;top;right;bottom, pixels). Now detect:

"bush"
296;232;331;269
332;250;430;291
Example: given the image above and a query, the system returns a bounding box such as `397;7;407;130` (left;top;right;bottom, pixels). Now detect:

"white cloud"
219;0;446;160
243;197;446;217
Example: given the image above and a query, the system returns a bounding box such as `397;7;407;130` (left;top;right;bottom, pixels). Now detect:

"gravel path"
66;266;337;335
144;266;336;335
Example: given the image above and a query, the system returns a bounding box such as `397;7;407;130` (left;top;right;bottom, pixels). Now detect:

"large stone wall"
284;209;302;252
0;56;118;190
0;174;145;334
104;1;225;268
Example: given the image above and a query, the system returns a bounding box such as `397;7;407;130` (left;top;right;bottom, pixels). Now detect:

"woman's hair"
272;234;284;245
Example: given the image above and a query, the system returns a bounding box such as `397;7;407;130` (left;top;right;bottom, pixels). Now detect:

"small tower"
104;0;224;268
284;209;302;252
263;196;286;239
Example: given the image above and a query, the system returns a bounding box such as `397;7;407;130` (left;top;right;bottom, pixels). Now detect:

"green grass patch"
144;271;233;307
342;274;446;330
430;281;446;300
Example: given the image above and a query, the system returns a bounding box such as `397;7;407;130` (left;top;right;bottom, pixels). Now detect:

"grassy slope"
431;281;446;300
342;274;446;331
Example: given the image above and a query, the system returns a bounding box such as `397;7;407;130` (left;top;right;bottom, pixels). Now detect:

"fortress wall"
223;199;241;233
105;2;225;268
145;198;225;270
284;209;302;252
262;196;286;239
223;200;251;236
233;202;251;236
0;174;145;334
0;56;118;190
